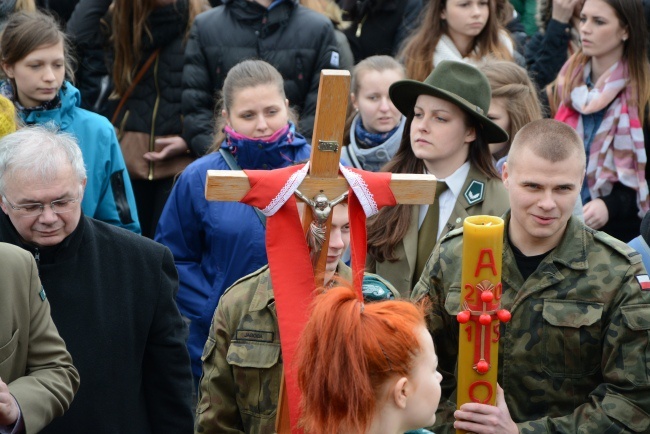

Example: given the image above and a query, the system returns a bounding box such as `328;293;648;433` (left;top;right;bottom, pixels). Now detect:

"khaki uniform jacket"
0;243;79;433
412;213;650;433
368;165;509;297
195;262;398;434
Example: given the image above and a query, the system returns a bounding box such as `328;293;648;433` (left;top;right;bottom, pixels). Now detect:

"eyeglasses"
2;190;81;217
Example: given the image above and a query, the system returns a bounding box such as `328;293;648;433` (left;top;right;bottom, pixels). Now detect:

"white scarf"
433;32;514;67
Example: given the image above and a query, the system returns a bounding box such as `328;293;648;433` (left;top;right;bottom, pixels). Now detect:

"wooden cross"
205;70;437;433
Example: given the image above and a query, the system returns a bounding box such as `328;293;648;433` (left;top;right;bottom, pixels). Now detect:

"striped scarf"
554;60;649;217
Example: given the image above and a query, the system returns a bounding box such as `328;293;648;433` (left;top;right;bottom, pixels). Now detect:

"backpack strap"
219;148;267;228
111;48;161;125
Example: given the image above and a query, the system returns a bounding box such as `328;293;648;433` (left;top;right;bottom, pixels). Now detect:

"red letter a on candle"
474;249;497;277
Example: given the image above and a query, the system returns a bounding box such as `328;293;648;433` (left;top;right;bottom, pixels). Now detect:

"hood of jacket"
223;0;296;37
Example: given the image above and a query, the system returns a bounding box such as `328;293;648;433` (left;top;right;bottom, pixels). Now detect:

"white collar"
433;161;470;199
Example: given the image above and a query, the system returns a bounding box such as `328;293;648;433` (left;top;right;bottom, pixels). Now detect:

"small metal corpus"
318;140;339;152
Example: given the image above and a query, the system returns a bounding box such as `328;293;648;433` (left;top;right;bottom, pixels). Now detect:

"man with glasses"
0;126;194;434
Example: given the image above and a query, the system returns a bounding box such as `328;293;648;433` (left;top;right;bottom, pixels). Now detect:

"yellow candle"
456;216;510;434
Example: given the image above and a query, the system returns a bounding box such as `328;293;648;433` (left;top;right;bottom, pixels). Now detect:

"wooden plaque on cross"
204;70;437;433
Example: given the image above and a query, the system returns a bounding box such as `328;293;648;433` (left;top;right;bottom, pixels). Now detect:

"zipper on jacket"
149;55;162;181
355;15;367;38
34;248;40;264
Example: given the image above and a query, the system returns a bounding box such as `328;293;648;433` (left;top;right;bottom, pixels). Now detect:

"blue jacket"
155;137;311;381
19;82;140;233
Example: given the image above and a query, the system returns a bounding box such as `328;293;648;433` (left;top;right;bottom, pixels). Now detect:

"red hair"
296;286;428;434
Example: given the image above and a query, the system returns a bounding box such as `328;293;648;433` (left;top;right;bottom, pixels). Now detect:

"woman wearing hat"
366;60;510;297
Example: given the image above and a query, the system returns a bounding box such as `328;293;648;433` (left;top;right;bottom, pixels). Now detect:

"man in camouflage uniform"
195;202;399;433
412;119;650;434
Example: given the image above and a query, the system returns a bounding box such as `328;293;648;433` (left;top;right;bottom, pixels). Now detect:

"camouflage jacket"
412;213;650;434
195;261;398;434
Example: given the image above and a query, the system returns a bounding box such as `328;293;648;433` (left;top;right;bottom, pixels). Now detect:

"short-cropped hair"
508;119;585;170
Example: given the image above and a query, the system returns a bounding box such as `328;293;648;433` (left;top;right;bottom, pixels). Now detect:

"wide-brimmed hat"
389;60;508;144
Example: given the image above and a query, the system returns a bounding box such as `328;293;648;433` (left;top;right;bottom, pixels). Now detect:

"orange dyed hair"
296;286;428;434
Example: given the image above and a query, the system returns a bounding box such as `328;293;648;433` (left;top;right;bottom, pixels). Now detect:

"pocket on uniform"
542;299;603;378
444;286;462;317
226;341;282;418
621;304;650;386
0;329;19;368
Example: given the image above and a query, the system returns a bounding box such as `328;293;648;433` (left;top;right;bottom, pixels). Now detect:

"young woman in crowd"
155;59;311;384
548;0;650;241
366;60;510;297
479;59;543;173
0;11;140;233
110;0;207;237
341;55;405;172
296;285;442;434
398;0;514;81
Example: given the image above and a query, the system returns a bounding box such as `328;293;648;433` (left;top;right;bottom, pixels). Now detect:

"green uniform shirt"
412;213;650;433
195;262;398;434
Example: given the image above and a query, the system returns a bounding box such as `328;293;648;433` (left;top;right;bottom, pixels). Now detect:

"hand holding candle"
456;216;511;434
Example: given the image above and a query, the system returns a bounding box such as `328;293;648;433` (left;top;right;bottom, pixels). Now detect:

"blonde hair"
15;0;36;13
479;60;543;160
300;0;348;29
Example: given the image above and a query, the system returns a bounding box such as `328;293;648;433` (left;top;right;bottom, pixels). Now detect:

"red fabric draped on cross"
240;163;395;432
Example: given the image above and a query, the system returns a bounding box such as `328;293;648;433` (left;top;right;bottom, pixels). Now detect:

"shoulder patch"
39;285;46;301
594;231;642;265
464;180;485;205
330;51;340;68
362;274;396;301
636;275;650;291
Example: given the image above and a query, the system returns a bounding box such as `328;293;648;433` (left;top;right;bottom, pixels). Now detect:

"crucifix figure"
204;70;437;434
294;190;348;267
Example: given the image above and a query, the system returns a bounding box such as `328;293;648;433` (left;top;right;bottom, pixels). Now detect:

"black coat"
525;18;572;93
181;0;339;155
104;2;188;137
340;0;422;63
0;215;194;434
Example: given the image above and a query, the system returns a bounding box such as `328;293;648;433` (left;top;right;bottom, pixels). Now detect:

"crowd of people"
1;0;650;433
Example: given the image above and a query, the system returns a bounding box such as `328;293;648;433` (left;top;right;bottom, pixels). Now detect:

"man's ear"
0;199;8;215
502;162;510;188
392;377;409;409
80;178;88;200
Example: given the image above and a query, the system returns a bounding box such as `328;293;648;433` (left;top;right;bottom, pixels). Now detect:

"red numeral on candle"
492;324;500;342
464;283;475;302
465;325;472;342
494;282;502;301
469;381;494;404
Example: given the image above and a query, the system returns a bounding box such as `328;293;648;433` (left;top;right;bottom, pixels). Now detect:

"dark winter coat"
340;0;422;63
0;214;195;434
181;0;340;155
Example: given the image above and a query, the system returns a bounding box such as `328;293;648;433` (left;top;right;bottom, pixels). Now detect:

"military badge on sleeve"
635;275;650;290
464;180;485;205
39;285;47;301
